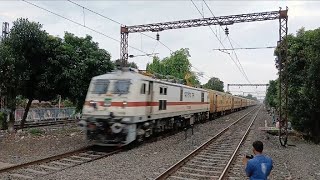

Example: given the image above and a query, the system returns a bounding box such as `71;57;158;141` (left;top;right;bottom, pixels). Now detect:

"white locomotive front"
81;68;210;146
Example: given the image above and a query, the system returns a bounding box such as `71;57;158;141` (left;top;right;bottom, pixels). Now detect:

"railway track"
0;146;121;179
13;119;77;130
155;105;261;180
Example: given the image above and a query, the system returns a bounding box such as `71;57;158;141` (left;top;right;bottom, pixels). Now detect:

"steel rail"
13;119;77;129
218;105;261;180
0;146;121;178
0;146;90;173
154;106;258;180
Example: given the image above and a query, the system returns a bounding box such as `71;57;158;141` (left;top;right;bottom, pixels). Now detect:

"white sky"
1;0;319;98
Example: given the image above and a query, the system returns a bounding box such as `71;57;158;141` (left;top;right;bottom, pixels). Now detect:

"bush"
28;128;44;136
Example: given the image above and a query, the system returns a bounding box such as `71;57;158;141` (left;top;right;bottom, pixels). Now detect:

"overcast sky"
1;0;319;98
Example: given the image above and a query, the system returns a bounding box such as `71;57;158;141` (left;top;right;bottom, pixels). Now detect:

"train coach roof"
92;70;207;92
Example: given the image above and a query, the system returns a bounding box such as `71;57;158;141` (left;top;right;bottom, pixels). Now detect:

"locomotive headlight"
122;101;127;108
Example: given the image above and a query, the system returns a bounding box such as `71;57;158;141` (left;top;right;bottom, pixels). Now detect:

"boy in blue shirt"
243;141;273;180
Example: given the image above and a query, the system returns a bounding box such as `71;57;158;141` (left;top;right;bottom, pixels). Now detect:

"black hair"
253;141;263;152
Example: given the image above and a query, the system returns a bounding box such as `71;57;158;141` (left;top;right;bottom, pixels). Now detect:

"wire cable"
202;0;251;84
190;0;251;83
68;0;210;81
213;46;276;51
22;0;149;55
67;0;173;53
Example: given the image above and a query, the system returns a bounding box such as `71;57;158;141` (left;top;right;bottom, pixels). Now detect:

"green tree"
265;79;278;108
245;94;258;101
0;19;114;130
114;59;138;69
60;32;114;110
274;27;320;142
203;77;224;92
2;18;53;129
0;41;19;131
146;48;199;86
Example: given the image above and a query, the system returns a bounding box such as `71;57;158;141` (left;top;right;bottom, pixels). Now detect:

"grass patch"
28;128;44;136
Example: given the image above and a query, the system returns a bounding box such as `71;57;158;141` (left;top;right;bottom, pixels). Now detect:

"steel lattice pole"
278;7;289;146
120;26;129;68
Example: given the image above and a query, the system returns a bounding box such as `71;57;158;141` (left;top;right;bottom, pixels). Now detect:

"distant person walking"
243;141;273;180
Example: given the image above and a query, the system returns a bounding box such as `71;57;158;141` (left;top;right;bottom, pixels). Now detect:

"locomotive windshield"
114;80;131;94
92;79;110;94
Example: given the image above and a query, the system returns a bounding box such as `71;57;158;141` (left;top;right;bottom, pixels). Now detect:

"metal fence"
14;107;76;122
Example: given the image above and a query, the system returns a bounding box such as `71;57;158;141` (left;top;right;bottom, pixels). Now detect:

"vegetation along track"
155;105;261;180
0;146;121;179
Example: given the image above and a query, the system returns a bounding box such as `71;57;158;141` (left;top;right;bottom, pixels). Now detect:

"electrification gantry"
227;83;269;92
120;8;288;146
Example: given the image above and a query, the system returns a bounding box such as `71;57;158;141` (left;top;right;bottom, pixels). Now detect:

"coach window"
160;87;167;95
141;83;146;94
159;100;167;110
180;88;183;101
201;92;204;102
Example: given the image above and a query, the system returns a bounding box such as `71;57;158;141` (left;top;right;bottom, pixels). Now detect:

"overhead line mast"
120;8;288;146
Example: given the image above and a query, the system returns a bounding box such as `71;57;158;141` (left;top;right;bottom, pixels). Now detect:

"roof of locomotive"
92;68;257;102
92;68;207;92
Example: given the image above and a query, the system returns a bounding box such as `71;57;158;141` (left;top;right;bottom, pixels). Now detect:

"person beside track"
243;141;273;180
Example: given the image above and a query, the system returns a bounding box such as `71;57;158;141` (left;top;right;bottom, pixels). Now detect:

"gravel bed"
0;123;90;165
39;108;254;180
227;106;320;180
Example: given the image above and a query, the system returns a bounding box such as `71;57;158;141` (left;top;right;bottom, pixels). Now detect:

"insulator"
225;27;229;36
156;33;160;41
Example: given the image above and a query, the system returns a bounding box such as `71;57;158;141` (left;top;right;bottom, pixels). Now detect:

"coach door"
215;94;218;112
147;81;154;117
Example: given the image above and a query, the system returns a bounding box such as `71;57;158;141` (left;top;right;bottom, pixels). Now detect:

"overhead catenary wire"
190;0;251;84
68;0;219;82
213;46;276;51
202;0;250;83
22;0;148;55
24;0;210;82
67;0;173;53
67;0;218;82
201;0;251;84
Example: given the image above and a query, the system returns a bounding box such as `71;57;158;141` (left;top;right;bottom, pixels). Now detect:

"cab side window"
141;83;146;94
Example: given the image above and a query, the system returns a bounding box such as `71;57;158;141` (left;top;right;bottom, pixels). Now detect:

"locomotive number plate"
104;98;112;107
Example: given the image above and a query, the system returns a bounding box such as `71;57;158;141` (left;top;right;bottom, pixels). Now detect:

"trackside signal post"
120;8;289;146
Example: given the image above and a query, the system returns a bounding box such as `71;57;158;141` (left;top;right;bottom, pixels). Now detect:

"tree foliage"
60;32;114;109
271;27;320;142
146;48;200;86
203;77;224;92
265;80;278;108
114;59;138;69
0;18;114;130
1;18;52;128
236;94;258;101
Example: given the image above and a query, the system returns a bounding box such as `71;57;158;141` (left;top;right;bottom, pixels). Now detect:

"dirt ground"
0;123;89;167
